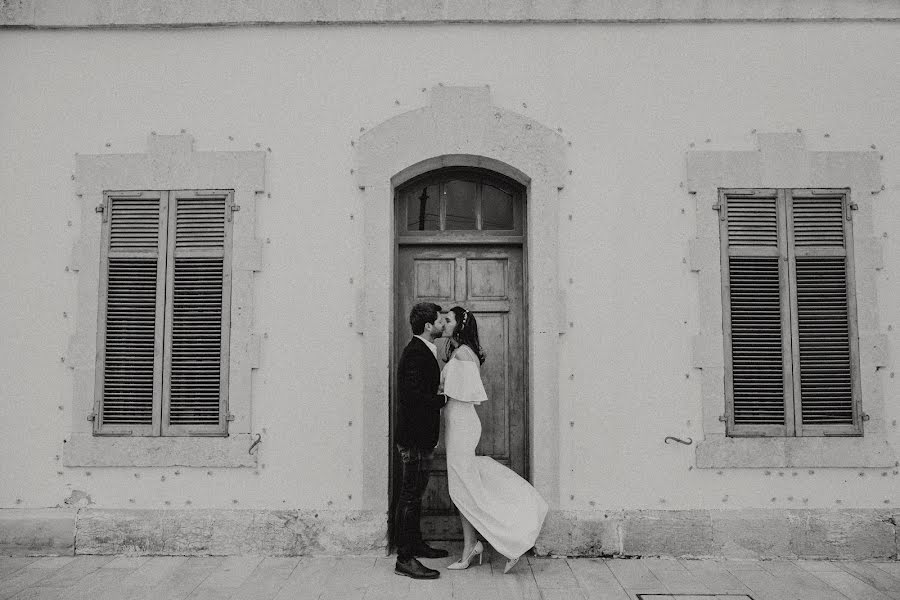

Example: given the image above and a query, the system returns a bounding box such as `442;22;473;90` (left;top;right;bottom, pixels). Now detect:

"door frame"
354;85;567;543
388;168;529;545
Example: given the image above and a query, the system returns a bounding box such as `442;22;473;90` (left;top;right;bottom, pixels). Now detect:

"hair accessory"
462;310;469;329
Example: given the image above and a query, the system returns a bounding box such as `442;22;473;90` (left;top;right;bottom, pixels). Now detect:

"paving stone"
679;560;752;594
567;558;630;600
606;559;666;594
0;555;895;600
530;556;578;588
813;569;894;600
231;557;300;600
140;557;222;600
0;559;76;600
757;560;851;600
186;555;264;599
0;560;38;580
38;556;115;587
838;561;900;598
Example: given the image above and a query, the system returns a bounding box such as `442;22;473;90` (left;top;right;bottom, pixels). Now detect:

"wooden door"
395;245;526;540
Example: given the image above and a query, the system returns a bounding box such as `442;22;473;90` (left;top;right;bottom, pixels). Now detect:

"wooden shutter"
787;189;861;436
94;191;168;435
720;189;794;436
161;190;233;436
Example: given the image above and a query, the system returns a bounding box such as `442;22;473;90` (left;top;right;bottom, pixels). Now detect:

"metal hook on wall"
664;436;693;445
248;433;262;455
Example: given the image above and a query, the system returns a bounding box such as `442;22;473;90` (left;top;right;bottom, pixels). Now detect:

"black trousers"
394;444;433;561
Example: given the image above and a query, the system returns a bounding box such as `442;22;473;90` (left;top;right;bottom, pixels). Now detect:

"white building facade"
1;1;898;558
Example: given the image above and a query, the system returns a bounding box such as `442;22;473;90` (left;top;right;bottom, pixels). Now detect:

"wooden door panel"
473;312;509;459
422;473;451;515
397;245;524;541
468;259;508;298
414;259;455;300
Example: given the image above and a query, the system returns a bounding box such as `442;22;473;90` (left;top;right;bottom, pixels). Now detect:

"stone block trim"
695;435;897;469
685;132;895;468
2;0;898;28
0;509;76;557
535;509;899;560
63;433;259;467
64;134;265;468
3;508;897;558
355;85;566;512
74;509;386;556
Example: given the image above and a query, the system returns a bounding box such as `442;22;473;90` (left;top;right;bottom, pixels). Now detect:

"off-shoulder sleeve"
453;345;481;363
443;357;488;404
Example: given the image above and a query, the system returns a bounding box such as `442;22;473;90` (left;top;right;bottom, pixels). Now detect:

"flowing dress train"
442;346;548;560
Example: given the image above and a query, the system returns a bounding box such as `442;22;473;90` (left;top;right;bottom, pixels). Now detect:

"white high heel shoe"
446;540;484;570
503;556;520;574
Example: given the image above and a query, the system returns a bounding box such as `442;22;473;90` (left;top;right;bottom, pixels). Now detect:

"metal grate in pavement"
637;596;754;600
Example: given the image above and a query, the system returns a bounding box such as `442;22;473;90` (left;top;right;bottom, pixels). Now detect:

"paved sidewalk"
2;548;899;600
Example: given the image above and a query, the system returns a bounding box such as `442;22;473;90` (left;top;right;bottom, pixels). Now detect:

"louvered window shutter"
94;192;168;435
720;190;794;436
787;189;861;436
721;189;862;438
161;191;233;436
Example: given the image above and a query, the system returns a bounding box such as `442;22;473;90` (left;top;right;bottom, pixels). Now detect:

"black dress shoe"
413;543;449;559
395;557;440;579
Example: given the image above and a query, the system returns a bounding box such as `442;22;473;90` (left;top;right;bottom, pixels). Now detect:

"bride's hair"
444;306;486;365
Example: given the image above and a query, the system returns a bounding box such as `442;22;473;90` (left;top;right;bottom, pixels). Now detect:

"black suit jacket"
395;337;445;449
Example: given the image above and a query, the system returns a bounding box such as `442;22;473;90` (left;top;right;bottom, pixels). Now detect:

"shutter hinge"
846;202;858;221
87;413;96;422
226;413;235;421
712;203;725;221
227;204;240;222
862;412;870;421
95;204;108;222
718;414;727;422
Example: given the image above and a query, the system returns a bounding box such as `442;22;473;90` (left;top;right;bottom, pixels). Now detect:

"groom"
394;302;450;579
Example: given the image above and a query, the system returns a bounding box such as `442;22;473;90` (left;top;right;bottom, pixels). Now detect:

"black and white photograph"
1;2;898;598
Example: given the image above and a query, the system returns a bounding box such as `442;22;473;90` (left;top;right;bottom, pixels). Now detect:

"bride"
439;306;548;573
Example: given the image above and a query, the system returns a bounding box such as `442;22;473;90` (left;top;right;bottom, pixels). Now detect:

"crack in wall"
73;507;80;556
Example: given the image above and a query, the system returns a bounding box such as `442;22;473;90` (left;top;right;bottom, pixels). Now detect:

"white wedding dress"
442;345;548;560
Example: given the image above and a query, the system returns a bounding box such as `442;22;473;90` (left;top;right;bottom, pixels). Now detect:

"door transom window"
397;168;524;236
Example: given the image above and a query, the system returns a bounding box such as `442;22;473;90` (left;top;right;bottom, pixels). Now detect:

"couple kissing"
394;302;548;580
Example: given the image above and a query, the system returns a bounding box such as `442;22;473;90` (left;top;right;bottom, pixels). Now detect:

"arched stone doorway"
355;86;566;546
393;166;526;538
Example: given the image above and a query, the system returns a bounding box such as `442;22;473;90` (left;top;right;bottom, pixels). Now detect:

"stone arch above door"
355;85;566;513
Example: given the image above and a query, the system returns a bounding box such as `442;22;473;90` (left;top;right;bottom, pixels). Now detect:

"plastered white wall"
0;22;897;513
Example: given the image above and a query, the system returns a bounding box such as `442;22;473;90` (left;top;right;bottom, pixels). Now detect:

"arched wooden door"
392;167;527;540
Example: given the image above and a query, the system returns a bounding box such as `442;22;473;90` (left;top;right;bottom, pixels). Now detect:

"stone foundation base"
1;509;386;557
76;509;388;556
2;508;897;559
535;509;900;560
0;509;75;556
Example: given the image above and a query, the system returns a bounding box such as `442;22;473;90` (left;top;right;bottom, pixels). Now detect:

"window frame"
93;189;234;437
720;187;862;438
686;133;892;468
397;167;524;238
64;134;264;467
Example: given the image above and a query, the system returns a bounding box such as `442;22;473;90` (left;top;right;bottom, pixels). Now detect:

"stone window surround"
687;132;896;468
63;134;264;468
355;85;567;512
